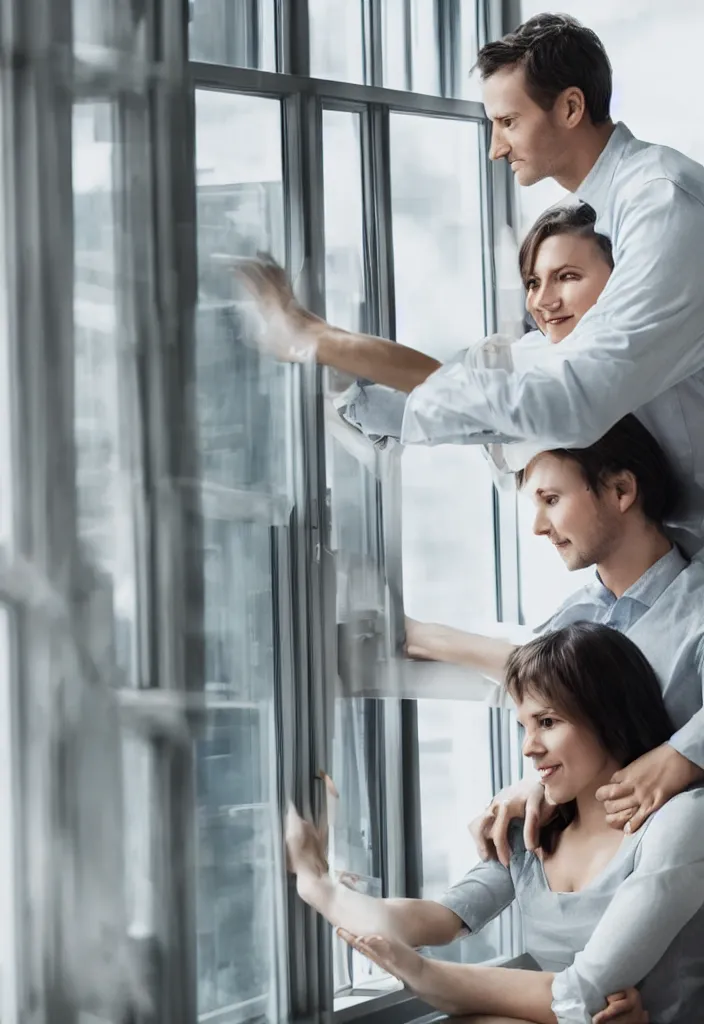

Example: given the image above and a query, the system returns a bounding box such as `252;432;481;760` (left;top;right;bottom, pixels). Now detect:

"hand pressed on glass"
595;742;704;834
234;253;323;363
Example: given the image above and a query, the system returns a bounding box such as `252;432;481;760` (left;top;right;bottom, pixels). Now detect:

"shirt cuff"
334;381;406;448
551;967;601;1023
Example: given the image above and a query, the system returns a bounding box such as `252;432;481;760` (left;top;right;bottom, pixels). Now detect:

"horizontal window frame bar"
190;62;486;120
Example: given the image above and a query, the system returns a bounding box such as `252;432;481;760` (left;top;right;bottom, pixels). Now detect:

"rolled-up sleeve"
551;789;704;1022
335;382;407;446
401;179;704;449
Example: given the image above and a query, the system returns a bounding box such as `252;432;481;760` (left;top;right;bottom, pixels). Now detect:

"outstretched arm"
286;805;462;947
338;931;558;1022
405;618;516;683
236;256;440;392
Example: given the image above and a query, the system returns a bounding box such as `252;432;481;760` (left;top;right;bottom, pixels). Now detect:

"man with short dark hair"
239;13;704;553
406;414;704;860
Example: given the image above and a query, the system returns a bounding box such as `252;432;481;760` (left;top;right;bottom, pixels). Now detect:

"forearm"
414;959;556;1022
297;872;461;947
419;628;516;682
316;325;440;394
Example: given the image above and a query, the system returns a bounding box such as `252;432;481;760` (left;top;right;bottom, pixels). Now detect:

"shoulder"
637;786;704;863
613;142;704;227
533;583;600;635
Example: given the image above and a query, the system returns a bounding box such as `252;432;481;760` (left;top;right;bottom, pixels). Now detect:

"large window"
1;1;528;1021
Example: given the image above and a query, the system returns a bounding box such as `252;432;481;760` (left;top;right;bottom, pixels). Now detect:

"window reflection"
390;111;499;961
189;0;276;71
72;100;139;683
194;90;288;1023
195;90;289;499
309;0;365;84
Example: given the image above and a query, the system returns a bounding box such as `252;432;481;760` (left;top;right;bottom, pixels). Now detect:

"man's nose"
489;125;510;161
532;506;550;536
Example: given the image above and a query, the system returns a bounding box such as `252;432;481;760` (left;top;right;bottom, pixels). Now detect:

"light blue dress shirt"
438;787;704;1023
537;546;704;769
341;123;704;552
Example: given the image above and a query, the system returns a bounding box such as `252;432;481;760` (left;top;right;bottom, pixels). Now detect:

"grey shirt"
438;787;704;1023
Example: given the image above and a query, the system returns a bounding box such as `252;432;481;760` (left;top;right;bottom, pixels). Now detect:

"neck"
596;521;672;598
554;121;616;192
573;763;622;836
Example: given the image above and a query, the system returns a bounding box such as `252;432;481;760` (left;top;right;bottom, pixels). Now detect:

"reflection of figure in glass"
237;13;704;555
407;415;704;854
288;623;704;1023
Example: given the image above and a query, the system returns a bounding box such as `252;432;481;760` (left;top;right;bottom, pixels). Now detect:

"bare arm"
405;618;516;683
341;932;557;1022
236;256;440;392
410;958;556;1022
316;325;440;393
287;804;461;947
298;871;463;948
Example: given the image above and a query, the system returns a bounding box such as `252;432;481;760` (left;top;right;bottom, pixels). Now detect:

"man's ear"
557;87;586;130
609;470;638;514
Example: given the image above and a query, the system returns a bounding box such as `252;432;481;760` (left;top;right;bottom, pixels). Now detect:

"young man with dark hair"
238;13;704;554
406;414;704;859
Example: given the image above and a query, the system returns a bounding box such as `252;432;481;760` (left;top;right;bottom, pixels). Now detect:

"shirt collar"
576;122;633;210
594;545;688;609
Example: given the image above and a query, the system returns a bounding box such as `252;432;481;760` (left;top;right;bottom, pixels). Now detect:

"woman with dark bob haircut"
287;623;704;1023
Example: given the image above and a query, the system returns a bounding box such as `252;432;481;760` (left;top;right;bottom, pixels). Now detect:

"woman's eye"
560;272;579;281
545;495;558;506
526;278;537;291
540;717;555;729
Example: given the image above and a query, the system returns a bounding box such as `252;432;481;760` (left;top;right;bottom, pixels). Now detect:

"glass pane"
390;112;494;625
0;606;17;1022
391;112;498;963
194;90;287;1024
195;91;290;503
322;107;391;997
190;0;276;71
73;101;140;685
417;700;501;963
73;0;146;55
458;0;482;101
383;0;440;94
390;114;484;361
322;110;366;334
309;0;365;84
195;520;285;1022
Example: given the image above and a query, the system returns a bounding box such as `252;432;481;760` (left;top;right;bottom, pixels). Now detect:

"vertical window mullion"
282;88;335;1017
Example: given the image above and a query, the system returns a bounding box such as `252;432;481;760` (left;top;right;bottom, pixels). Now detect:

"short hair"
518;203;613;288
474;14;612;126
516;414;681;527
505;622;674;851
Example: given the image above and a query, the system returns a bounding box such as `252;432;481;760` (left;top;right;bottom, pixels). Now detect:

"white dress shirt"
344;123;704;552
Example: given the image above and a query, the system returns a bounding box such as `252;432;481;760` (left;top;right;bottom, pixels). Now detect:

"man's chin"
513;165;546;187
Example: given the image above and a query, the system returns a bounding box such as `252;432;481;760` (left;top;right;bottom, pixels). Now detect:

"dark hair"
505;622;674;851
518;203;613;288
516;414;681;527
475;14;612;125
